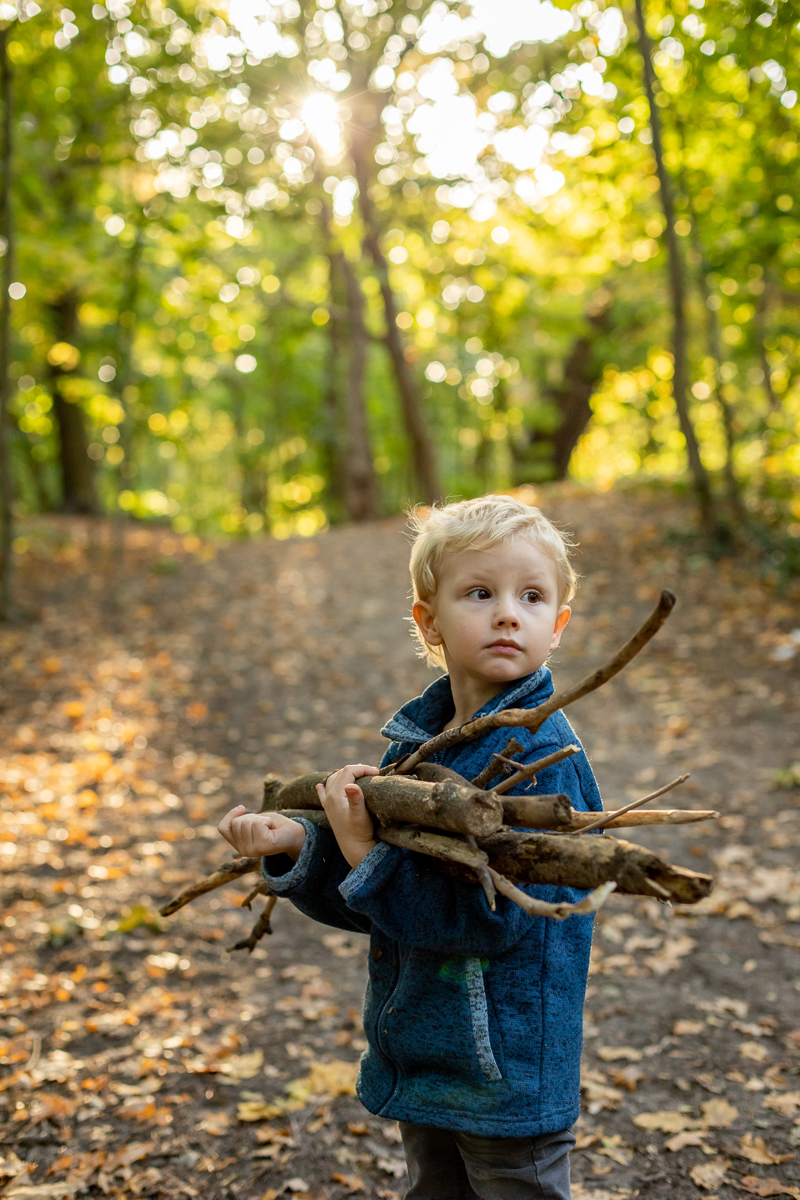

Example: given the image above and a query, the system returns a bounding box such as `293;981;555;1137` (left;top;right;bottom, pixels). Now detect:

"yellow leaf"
633;1110;697;1133
690;1156;730;1190
700;1098;738;1128
597;1046;643;1062
738;1133;795;1165
217;1050;264;1080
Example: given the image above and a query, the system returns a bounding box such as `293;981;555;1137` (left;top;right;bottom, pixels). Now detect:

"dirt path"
1;487;799;1200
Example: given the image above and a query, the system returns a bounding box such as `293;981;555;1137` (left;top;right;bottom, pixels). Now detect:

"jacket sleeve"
261;819;372;935
338;839;556;956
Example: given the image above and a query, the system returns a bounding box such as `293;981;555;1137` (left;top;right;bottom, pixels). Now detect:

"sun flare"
301;93;343;159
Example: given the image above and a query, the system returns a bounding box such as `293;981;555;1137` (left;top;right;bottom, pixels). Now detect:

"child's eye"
466;587;491;600
522;590;543;604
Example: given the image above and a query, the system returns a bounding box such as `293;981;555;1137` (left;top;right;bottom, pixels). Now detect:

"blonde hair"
408;494;577;669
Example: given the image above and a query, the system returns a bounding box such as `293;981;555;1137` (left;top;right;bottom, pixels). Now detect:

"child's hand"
218;807;307;861
316;764;379;869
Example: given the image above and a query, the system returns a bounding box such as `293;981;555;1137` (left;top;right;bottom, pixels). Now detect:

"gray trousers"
399;1122;575;1200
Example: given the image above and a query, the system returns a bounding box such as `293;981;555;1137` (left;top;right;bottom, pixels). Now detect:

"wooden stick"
267;771;503;838
378;824;490;869
492;745;581;796
159;856;259;916
566;807;718;830
487;872;617;921
479;827;711;903
565;774;689;836
501;794;575;829
229;893;277;953
471;736;524;789
395;590;676;774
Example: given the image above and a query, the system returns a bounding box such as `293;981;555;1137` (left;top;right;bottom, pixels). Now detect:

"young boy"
219;495;603;1199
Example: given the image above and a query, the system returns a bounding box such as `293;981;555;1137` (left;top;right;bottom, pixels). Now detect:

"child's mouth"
488;640;521;655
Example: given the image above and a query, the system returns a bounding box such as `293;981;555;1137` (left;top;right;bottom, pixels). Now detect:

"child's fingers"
344;783;365;806
218;804;246;846
316;783;326;801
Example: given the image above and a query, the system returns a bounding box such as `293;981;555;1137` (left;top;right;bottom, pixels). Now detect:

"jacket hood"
380;666;553;745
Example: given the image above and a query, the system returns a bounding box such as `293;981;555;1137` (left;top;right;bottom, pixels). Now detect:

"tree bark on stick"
480;829;711;903
0;27;13;622
267;770;503;838
633;0;720;541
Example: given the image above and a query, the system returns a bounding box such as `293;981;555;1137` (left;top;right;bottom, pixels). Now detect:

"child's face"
413;537;571;687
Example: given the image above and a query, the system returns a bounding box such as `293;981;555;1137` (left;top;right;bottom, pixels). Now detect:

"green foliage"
3;0;799;544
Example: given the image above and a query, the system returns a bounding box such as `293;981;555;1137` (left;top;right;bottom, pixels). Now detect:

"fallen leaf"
217;1050;264;1079
597;1046;643;1063
103;1143;155;1174
608;1065;644;1092
581;1069;623;1113
673;1019;706;1036
740;1041;772;1064
199;1111;232;1136
329;1174;364;1193
376;1158;407;1178
763;1092;800;1117
690;1156;730;1189
644;936;696;975
0;1154;33;1182
739;1178;800;1198
664;1130;710;1152
735;1134;796;1166
700;1098;739;1128
283;1180;310;1194
4;1187;79;1199
633;1110;697;1133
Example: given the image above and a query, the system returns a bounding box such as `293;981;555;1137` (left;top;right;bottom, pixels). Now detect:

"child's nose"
494;603;520;628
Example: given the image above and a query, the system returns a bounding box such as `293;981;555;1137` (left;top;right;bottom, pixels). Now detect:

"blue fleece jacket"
261;668;603;1136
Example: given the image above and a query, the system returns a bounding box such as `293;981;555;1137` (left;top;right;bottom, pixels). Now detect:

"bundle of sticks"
161;591;715;949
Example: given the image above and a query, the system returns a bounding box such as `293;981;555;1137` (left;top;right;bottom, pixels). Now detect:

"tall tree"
0;22;13;621
633;0;721;541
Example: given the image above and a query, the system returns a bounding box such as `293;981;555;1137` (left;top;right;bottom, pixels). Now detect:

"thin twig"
242;882;271;910
229;893;277;953
397;591;676;773
159;856;260;916
471;736;524;789
487;872;617;920
466;834;496;911
566;774;690;836
492;745;581;796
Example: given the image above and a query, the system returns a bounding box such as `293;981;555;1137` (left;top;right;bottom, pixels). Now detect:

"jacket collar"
381;667;552;745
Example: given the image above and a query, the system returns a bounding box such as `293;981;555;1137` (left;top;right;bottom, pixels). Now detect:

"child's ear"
550;606;571;651
412;600;444;647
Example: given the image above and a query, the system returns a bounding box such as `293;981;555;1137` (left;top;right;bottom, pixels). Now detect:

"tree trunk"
633;0;721;542
515;294;611;484
684;198;745;521
49;293;96;514
346;86;442;505
320;196;378;521
339;245;379;521
0;28;13;621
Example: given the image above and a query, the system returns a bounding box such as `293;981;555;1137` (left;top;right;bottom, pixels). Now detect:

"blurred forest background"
0;0;799;593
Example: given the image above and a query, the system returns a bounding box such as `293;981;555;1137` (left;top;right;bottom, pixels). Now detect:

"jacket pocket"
464;958;502;1083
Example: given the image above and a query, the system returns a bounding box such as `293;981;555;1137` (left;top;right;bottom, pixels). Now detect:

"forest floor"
1;484;800;1200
